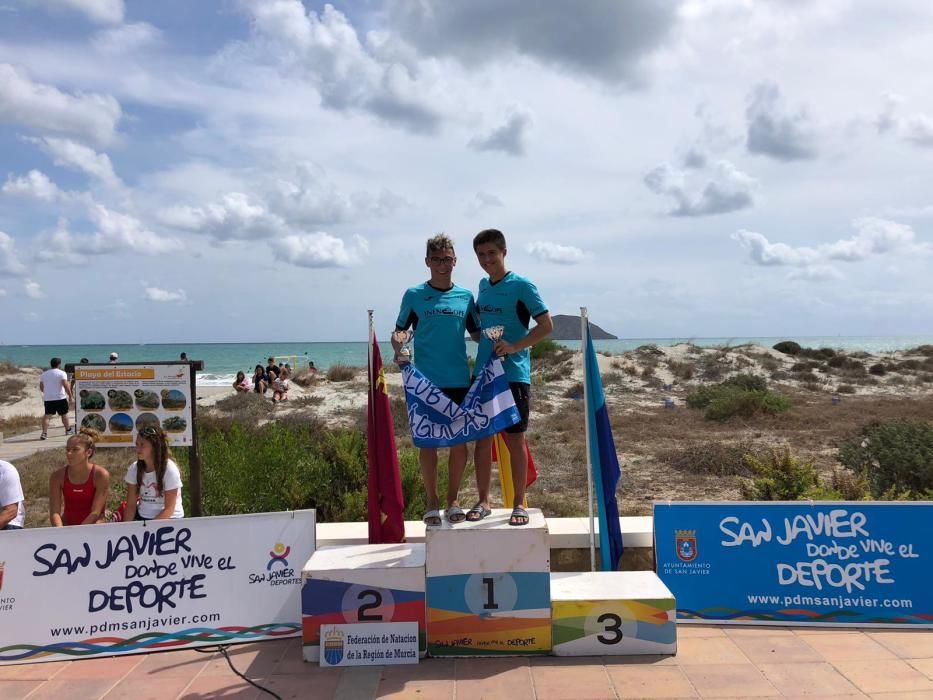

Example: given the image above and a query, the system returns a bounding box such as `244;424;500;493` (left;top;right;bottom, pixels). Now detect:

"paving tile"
601;653;679;667
376;678;455;700
781;695;867;699
833;659;933;694
380;658;455;681
21;678;118;700
334;665;383;700
907;657;933;680
675;626;728;639
127;648;213;678
0;660;69;680
199;642;286;677
259;672;342;699
758;661;861;696
101;676;191;699
728;632;824;664
530;663;615;700
0;679;45;699
455;658;534;700
55;653;143;679
868;631;933;659
178;674;259;699
868;693;933;700
680;663;779;698
724;626;796;638
801;633;898;661
605;664;697;698
673;637;750;665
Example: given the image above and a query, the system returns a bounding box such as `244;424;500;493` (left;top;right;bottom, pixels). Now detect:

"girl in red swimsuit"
49;428;111;526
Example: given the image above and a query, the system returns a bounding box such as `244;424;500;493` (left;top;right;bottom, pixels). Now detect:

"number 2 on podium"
357;589;383;621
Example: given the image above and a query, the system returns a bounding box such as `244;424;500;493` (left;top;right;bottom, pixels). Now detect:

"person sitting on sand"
0;459;25;531
252;364;269;395
272;367;290;403
308;360;317;373
49;429;110;526
266;356;280;380
124;426;184;521
233;370;251;393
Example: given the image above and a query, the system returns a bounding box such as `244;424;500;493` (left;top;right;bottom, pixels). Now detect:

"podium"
550;571;677;656
425;508;551;657
301;543;426;662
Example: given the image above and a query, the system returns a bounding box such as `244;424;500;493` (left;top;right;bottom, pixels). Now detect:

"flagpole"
367;309;375;423
581;307;596;572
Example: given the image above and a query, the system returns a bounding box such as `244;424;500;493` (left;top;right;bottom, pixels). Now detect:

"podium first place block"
550;571;677;656
426;508;551;657
301;543;426;662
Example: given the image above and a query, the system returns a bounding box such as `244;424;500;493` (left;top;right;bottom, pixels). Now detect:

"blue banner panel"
654;502;933;627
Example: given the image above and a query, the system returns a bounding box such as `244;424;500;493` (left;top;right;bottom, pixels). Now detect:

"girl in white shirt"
124;426;184;521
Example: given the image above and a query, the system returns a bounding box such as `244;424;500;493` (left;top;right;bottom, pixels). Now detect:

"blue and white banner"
401;357;519;448
654;501;933;627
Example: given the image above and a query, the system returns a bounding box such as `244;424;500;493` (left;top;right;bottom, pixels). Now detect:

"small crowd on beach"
232;356;316;403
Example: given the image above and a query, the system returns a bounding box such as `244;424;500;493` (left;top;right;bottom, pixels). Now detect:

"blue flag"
584;320;624;570
402;356;519;448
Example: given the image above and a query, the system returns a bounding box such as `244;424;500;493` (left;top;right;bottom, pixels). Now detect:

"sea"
3;336;932;386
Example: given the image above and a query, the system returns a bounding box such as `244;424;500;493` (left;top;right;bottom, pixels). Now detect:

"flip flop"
509;506;529;527
446;505;466;524
465;504;492;522
423;509;442;527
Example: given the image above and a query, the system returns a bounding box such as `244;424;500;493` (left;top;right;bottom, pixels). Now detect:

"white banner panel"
320;622;419;667
75;364;194;446
0;511;315;665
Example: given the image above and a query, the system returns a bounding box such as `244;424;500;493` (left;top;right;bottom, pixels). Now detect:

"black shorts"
439;386;469;405
44;399;69;416
505;382;530;434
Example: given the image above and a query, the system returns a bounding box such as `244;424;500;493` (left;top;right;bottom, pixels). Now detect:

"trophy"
392;329;414;364
483;325;505;343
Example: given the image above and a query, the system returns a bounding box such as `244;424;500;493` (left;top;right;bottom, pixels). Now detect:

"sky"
1;0;932;344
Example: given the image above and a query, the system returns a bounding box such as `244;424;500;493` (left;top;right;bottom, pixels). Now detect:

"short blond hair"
426;233;455;257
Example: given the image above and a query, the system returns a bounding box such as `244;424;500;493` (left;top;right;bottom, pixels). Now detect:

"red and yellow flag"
367;330;405;543
492;434;538;508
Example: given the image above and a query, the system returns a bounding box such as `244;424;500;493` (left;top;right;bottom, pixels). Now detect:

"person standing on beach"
0;459;25;530
392;233;481;527
39;357;74;440
471;229;552;526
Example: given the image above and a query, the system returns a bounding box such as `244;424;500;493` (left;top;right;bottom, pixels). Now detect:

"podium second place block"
426;508;551;657
301;543;426;662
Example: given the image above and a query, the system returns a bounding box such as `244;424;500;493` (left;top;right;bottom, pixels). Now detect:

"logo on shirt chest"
424;307;464;318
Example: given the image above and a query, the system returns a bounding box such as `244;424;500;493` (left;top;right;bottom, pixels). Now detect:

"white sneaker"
65;426;76;435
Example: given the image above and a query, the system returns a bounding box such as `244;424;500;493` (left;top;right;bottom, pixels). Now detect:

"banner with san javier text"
75;363;193;446
0;511;315;665
654;502;933;627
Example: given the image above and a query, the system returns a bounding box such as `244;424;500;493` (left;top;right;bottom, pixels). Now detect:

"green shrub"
868;363;887;376
801;347;836;360
772;341;801;355
686;375;789;421
531;337;561;359
837;419;933;498
740;449;821;500
836;384;856;394
658;441;760;477
327;363;358;382
908;345;933;356
179;421;437;522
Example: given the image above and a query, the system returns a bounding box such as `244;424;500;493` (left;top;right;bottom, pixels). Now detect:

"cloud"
526;241;584;265
874;94;933;148
745;81;818;161
644;160;757;217
24;278;45;299
466;191;504;216
144;287;187;303
0;288;6;297
0;63;121;144
31;137;121;185
2;169;63;201
92;22;161;53
732;218;925;271
468;110;532;156
158;192;286;240
387;1;679;86
35;0;124;24
241;1;444;133
0;231;27;276
788;265;844;282
36;207;182;263
269;232;369;268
